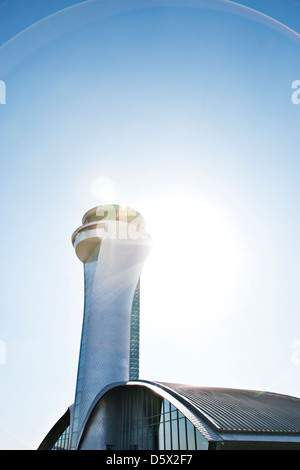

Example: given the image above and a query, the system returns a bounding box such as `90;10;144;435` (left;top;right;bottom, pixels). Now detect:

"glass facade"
120;386;208;451
159;399;208;450
38;409;71;451
47;385;209;450
51;425;70;450
129;281;140;381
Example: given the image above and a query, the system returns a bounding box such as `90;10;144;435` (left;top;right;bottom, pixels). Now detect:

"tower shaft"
70;205;151;449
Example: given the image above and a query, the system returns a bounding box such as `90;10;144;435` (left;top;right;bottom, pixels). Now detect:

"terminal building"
39;205;300;451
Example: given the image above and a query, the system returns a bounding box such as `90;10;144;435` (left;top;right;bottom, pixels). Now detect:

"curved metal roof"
153;382;300;434
38;380;300;450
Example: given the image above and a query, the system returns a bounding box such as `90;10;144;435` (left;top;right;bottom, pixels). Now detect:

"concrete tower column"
70;205;152;449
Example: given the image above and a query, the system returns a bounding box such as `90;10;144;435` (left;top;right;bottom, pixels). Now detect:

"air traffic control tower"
69;205;152;449
39;205;300;451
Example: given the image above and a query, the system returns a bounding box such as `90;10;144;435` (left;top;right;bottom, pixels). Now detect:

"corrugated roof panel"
155;383;300;434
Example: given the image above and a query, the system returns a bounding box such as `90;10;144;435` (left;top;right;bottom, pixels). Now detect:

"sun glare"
90;176;118;203
141;193;245;331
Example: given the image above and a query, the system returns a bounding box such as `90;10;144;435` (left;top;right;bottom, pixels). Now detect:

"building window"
51;425;70;450
121;387;208;450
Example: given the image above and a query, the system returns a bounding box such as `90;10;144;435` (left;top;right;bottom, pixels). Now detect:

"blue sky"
0;0;300;449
